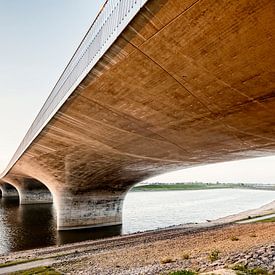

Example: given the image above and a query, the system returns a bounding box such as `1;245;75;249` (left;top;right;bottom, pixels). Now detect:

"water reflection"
0;197;121;254
16;203;57;251
0;197;19;254
0;198;56;253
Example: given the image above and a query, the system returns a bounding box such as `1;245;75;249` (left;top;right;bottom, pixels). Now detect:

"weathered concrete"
0;177;52;205
56;192;125;230
1;0;275;229
0;182;19;198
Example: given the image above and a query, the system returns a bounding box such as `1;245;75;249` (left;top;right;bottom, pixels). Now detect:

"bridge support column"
0;183;19;198
56;192;125;231
3;177;53;205
19;189;53;205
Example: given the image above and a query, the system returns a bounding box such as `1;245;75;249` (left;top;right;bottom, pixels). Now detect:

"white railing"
0;0;147;178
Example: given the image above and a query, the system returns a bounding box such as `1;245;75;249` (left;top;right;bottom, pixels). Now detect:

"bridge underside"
2;0;275;230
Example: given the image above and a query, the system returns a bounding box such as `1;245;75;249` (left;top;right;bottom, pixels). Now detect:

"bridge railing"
0;0;147;178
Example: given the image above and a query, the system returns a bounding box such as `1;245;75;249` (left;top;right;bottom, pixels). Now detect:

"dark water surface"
0;189;274;254
0;198;121;254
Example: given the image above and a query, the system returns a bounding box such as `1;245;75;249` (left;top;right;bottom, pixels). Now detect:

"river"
0;188;274;254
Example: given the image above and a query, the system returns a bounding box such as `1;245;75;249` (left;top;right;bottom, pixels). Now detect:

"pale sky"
144;156;275;184
0;1;274;184
0;0;105;172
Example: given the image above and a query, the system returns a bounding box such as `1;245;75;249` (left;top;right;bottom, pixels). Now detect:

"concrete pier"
1;177;52;205
56;192;125;230
0;182;19;198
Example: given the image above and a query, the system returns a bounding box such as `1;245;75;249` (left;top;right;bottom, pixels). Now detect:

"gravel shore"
0;222;274;274
53;222;275;275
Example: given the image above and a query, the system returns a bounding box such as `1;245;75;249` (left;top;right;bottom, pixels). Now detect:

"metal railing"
0;0;147;178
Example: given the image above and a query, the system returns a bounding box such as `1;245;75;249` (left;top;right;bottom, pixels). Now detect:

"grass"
9;266;61;275
0;253;69;270
132;183;236;192
0;259;40;268
131;183;275;192
237;213;275;223
208;249;220;262
255;217;275;223
167;270;197;275
232;264;268;275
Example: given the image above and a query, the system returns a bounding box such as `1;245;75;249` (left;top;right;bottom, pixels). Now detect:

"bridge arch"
0;182;19;198
3;177;53;205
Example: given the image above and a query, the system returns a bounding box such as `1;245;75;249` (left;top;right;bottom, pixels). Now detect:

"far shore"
131;182;275;192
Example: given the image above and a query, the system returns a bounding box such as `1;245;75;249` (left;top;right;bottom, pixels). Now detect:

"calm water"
0;189;274;254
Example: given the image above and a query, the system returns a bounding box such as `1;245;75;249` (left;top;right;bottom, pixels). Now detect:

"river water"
0;189;274;254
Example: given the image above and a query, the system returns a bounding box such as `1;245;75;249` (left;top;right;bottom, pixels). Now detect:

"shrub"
208;249;220;262
232;264;268;275
182;253;190;260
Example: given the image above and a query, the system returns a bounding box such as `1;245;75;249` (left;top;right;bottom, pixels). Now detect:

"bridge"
0;0;274;230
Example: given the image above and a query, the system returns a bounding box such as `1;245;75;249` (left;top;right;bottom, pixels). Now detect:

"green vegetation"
10;266;61;275
167;270;197;275
0;254;70;270
255;217;275;223
232;264;268;275
0;259;40;268
238;214;275;224
132;183;233;191
208;249;220;262
131;182;275;192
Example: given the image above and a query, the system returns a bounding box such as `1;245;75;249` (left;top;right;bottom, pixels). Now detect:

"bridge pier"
18;188;53;205
0;182;19;198
55;191;125;230
3;177;53;205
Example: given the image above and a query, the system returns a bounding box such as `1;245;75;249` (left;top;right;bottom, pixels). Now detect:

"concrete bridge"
0;0;274;230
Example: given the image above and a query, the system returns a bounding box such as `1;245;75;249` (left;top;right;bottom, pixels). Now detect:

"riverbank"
131;183;275;192
0;223;274;274
0;201;274;274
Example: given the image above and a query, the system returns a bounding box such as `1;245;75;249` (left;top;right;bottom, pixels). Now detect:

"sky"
0;1;274;184
144;155;275;184
0;0;105;172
